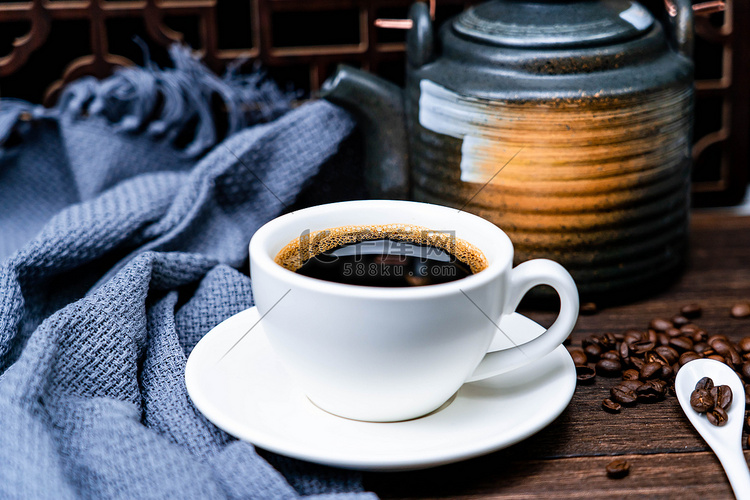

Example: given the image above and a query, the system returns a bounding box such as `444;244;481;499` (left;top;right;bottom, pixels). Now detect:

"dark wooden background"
365;210;750;498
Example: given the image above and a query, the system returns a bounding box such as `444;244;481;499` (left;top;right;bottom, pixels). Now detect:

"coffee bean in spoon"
689;377;733;426
695;376;714;392
711;385;733;410
690;389;714;413
707;406;729;426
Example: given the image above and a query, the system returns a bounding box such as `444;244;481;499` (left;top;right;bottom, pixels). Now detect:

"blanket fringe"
0;44;293;157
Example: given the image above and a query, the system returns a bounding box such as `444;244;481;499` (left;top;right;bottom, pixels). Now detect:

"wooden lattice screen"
0;0;747;206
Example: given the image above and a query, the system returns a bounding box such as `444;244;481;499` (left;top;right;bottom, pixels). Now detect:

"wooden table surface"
363;210;750;499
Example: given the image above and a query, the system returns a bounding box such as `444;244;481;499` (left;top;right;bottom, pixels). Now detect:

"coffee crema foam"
274;224;489;274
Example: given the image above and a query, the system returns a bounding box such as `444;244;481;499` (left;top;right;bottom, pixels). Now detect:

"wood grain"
366;451;749;499
364;211;750;499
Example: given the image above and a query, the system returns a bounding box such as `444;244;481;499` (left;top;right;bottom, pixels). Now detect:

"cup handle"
466;259;579;382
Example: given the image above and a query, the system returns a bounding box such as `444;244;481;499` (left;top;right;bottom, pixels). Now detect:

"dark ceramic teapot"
322;0;694;301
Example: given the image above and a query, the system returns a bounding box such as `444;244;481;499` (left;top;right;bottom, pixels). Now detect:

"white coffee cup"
249;200;578;422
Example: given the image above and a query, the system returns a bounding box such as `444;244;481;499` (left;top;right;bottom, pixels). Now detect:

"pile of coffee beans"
569;303;750;414
689;377;732;426
572;303;750;480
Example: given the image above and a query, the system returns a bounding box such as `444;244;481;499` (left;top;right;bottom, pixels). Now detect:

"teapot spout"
321;65;409;199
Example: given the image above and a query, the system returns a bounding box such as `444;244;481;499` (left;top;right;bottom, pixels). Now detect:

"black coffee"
295;238;472;287
274;224;488;287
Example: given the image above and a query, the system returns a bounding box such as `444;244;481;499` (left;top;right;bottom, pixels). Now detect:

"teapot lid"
452;0;654;48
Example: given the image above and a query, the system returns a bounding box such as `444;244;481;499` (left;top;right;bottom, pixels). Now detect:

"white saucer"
185;307;576;471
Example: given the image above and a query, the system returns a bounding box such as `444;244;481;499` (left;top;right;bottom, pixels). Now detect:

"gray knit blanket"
0;46;375;499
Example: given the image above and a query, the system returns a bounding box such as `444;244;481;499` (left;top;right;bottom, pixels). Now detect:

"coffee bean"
582;336;600;348
680;323;700;333
669;336;694;352
739;337;750;353
580;302;598;315
624;330;644;344
645;350;668;366
745;385;750;406
602;398;622;413
671;314;690;327
637;380;666;403
695;376;714;392
680;303;702;319
649;318;673;332
619;342;631;361
679;351;701;366
605;459;630;479
596;358;622;377
601;350;620;362
659;364;674;379
599;332;617;350
584;343;603;361
712;339;742;365
691;330;707;343
666;327;683;338
707;406;728;426
707;334;729;345
655;346;680;365
649;379;668;394
576;365;596;384
569;349;588;366
630;357;645;370
632;339;656;354
690;389;714;413
622;369;640;381
639;362;662;380
693;342;711;355
711;385;733;410
741;362;750;381
731;303;750;318
620;380;644;391
611;385;637;406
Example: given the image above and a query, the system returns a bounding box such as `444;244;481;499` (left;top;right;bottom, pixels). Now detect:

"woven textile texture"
0;46;374;499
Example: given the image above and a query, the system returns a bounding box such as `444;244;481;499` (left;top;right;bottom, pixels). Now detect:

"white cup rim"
249;200;514;299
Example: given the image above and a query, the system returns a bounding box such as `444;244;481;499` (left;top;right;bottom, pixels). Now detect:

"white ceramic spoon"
675;358;750;500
